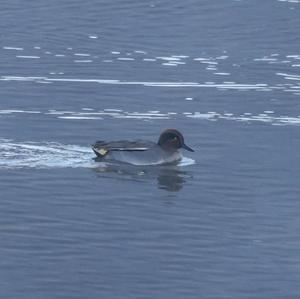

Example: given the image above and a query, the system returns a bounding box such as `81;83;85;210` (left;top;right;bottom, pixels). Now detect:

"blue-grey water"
1;0;300;298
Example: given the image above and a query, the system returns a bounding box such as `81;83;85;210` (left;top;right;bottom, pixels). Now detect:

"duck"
92;129;194;166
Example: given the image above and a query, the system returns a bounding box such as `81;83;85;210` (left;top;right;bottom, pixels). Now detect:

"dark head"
158;129;194;152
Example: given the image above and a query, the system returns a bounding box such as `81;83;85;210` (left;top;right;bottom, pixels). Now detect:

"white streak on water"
104;109;123;112
214;72;230;76
16;55;40;59
277;72;300;81
58;116;103;120
278;0;300;3
74;60;93;63
46;110;75;115
37;81;53;84
216;55;229;59
134;50;147;54
113;115;170;120
203;61;218;65
172;55;189;58
0;109;41;114
3;46;24;51
1;108;300;126
0;75;288;91
193;57;210;61
117;57;135;61
254;58;278;62
170;61;186;65
156;56;181;61
286;55;300;58
186;112;300;125
74;53;91;56
162;63;178;66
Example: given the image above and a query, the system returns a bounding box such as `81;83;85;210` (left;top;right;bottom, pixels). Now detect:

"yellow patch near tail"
98;148;108;156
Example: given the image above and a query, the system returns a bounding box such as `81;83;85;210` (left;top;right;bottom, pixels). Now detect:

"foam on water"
178;156;195;166
0;139;94;169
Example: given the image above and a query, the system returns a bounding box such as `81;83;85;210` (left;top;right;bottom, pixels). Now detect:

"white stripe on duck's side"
92;146;148;157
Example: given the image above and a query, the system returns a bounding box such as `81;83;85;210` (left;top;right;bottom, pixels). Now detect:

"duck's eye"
173;137;178;141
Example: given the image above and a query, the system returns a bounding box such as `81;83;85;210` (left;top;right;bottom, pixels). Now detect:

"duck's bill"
182;143;194;152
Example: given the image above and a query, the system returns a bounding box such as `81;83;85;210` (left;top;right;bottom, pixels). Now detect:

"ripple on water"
1;43;299;96
2;75;296;93
1;108;300;126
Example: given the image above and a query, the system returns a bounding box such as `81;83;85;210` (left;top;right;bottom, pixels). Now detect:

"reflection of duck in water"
93;163;189;192
156;166;188;192
92;129;194;166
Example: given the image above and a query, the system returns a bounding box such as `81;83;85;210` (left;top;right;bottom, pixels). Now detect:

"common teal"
92;129;194;166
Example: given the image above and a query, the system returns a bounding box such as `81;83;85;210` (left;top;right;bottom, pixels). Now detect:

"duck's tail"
91;142;109;158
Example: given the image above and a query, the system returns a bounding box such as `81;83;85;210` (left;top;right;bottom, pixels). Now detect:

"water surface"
1;0;300;298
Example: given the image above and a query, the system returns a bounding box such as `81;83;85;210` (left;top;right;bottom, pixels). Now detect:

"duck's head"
158;129;194;152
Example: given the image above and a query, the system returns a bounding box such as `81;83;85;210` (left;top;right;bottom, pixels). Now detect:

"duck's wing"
92;140;154;157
